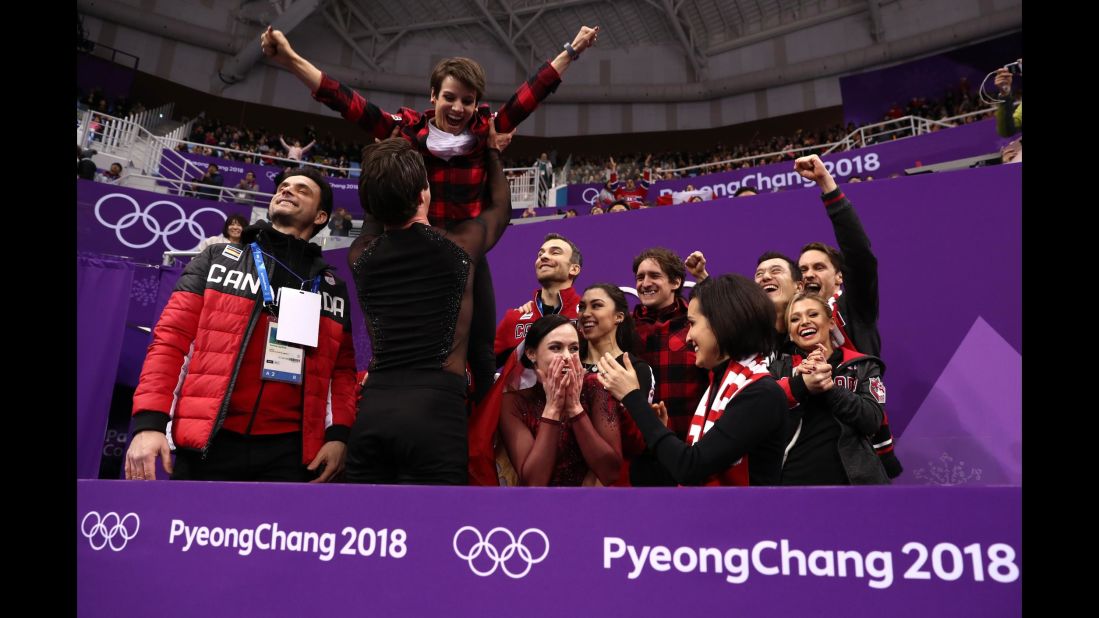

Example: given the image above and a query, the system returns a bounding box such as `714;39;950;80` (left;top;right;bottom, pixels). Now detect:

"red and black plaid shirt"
313;62;561;227
608;168;652;208
633;297;710;441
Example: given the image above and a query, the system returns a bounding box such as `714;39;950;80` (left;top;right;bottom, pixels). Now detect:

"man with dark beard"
791;154;901;478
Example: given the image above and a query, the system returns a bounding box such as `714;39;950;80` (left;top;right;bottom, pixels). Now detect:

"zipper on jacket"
243;381;268;436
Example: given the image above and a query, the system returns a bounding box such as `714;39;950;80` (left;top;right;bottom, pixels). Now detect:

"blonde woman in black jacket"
772;293;889;485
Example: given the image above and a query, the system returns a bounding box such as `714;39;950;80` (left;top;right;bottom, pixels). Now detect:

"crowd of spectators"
552;80;997;184
175;117;357;177
79;76;1000;193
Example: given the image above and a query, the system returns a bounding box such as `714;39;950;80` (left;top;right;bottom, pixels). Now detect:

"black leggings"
345;370;469;485
467;258;497;403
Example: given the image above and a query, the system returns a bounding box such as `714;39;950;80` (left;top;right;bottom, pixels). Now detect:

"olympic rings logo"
80;511;140;551
94;193;226;250
581;187;599;205
452;526;549;579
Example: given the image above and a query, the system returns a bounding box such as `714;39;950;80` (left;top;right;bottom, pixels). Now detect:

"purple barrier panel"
162;150;362;215
894;317;1021;485
567;180;605;206
77;180;253;264
77;257;134;479
561;120;1005;208
487;165;1022;447
115;264;162;388
117;263;186;481
77;481;1021;617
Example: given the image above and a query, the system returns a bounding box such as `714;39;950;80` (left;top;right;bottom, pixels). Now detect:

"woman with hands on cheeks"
596;275;788;486
498;315;622;486
772;293;890;485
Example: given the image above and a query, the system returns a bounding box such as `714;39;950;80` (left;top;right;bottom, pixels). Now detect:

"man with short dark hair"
345;135;512;484
192;163;224;200
753;251;802;346
734;186;758;197
789;154;901;478
328;207;353;237
77;147;98;180
126;167;357;482
692;249;799;348
793;155;878;357
493;232;583;367
685;248;801;356
629;247;711;485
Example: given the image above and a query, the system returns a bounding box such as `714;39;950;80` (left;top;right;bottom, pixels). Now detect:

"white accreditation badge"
262;321;305;384
274;287;321;347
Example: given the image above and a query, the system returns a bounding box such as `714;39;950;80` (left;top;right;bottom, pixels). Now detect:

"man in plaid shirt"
629;247;710;485
261;24;599;402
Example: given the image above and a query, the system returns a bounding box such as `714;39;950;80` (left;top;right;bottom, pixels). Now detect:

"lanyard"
536;292;561;316
250;243;320;306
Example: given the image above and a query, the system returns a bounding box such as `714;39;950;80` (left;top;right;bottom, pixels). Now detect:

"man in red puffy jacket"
125;167;358;483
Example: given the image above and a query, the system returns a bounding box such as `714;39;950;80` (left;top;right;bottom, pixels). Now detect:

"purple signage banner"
77;180;253;264
77;52;135;103
77;481;1021;617
162;150;362;214
565;120;1004;207
487;164;1021;482
840;32;1022;126
566;179;605;207
647;120;1002;198
77;258;134;479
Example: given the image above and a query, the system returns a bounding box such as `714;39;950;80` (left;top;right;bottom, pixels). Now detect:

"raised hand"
793;154;837;192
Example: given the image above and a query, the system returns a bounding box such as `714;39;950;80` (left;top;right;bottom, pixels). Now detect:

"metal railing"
160;135;545;208
507;166;538;210
118;171;275;208
133;103;175;132
77;103;177;154
158;136;351;177
161;251;200;267
644;107;998;177
822;108;994;154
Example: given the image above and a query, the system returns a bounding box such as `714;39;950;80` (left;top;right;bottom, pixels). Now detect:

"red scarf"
686;354;771;486
826;289;857;353
468;348;539;486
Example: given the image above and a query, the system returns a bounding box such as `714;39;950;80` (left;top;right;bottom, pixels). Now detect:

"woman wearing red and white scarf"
597;274;788;486
773;293;890;485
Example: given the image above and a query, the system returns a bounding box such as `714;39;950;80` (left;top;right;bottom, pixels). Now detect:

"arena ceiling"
80;0;1020;102
241;0;876;81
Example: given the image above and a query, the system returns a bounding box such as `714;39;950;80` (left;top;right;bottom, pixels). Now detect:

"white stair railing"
506;166;538;210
